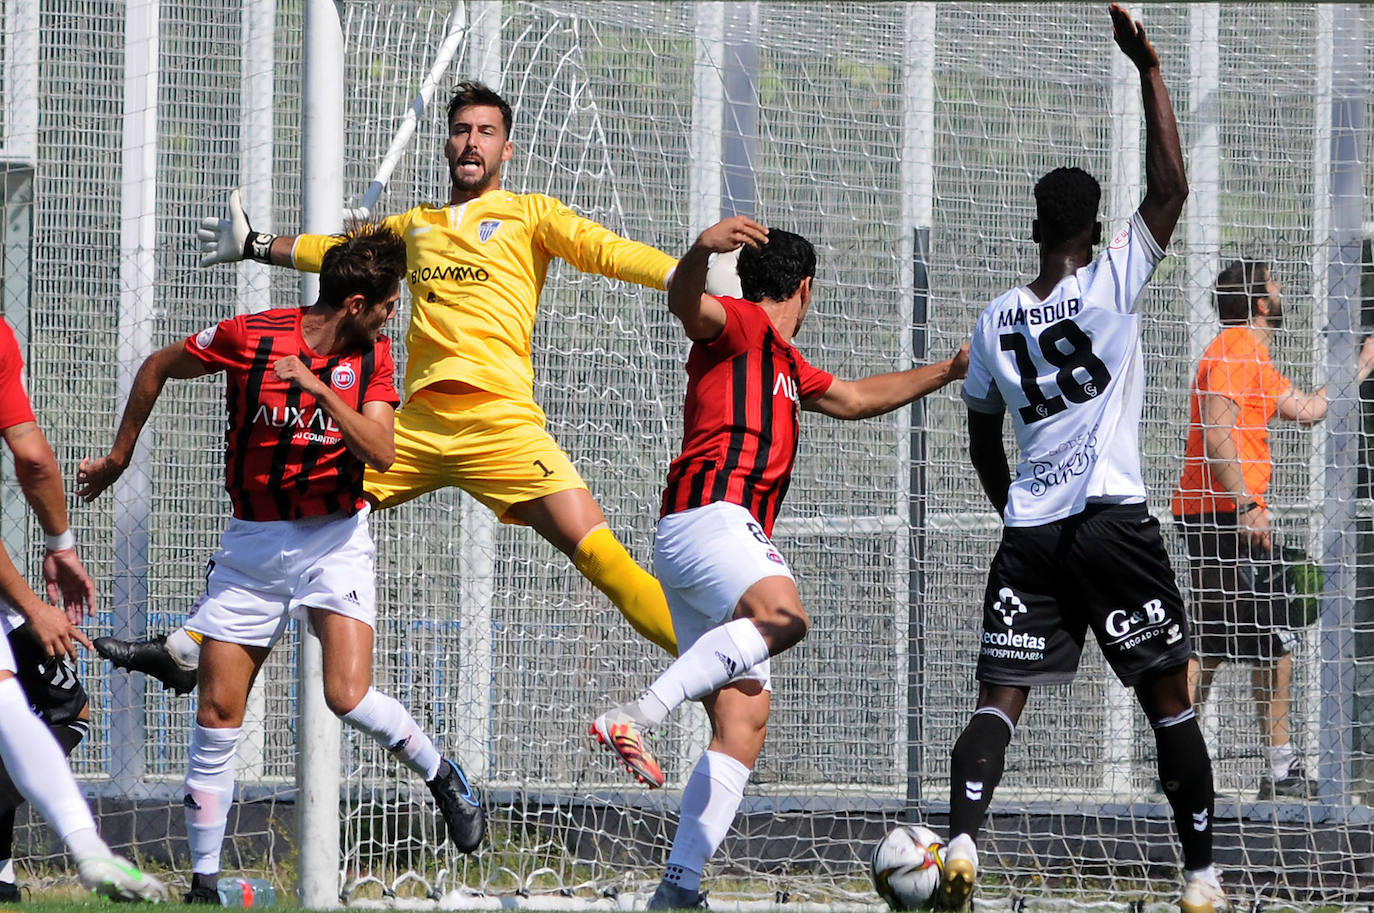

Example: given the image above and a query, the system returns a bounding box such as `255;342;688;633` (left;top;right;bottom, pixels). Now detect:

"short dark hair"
737;229;816;303
1215;259;1270;324
446;81;513;137
319;223;406;310
1034;167;1101;245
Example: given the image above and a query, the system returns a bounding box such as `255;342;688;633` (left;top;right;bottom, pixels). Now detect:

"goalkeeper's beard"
450;158;501;195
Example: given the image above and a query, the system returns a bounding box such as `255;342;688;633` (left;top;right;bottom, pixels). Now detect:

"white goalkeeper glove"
704;247;743;298
196;188;276;267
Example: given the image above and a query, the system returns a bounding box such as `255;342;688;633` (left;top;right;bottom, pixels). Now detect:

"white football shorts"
185;505;377;648
652;500;796;691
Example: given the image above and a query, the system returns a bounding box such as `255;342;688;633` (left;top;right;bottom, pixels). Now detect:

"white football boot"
78;855;168;902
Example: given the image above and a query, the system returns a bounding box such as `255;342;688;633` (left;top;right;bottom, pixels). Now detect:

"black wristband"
1239;500;1261;515
244;231;276;263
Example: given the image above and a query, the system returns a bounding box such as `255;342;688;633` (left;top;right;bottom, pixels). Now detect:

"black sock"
192;872;220;892
1154;712;1214;872
948;709;1014;841
0;806;13;871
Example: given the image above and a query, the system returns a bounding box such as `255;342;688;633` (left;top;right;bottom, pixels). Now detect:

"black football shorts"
975;502;1193;687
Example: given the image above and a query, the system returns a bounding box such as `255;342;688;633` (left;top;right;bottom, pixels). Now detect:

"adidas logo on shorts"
714;651;738;677
343;590;360;605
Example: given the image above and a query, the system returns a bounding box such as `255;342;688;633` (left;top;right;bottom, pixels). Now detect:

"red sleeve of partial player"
183;315;249;372
701;296;754;358
365;337;401;407
795;350;835;399
0;319;36;431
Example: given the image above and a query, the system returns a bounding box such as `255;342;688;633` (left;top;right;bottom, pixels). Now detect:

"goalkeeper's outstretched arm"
196;188;300;269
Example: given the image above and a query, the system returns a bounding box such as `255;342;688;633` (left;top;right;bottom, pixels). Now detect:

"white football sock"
643;619;770;720
0;858;14;882
166;627;202;670
1268;743;1295;780
185;724;240;876
1184;864;1221;888
341;688;441;780
0;678;97;842
664;750;752;893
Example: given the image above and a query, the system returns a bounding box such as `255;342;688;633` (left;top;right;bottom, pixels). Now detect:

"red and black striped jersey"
660;296;834;536
0;319;35;432
184;307;399;522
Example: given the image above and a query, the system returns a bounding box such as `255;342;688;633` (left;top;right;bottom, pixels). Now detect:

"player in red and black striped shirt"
78;225;485;902
658;292;835;537
592;216;968;908
182;301;396;521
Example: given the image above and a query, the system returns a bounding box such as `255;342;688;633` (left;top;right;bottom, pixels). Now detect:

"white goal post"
3;3;1374;912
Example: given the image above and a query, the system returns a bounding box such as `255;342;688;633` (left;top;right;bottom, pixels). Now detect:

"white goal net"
3;2;1374;910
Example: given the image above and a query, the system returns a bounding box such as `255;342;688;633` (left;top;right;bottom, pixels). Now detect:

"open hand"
44;546;97;621
1109;4;1160;71
196;188;254;267
23;600;92;662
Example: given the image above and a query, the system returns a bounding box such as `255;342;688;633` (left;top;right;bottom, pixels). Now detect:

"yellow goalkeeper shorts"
364;386;588;522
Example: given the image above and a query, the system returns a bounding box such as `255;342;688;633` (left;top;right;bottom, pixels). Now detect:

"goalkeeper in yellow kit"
93;82;678;694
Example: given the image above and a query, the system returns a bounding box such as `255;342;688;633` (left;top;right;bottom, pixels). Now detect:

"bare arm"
1200;392;1270;549
805;344;969;420
3;422;97;617
1273;386;1327;425
272;356;397;472
968;408;1012;516
1110;4;1187;249
1274;334;1374;423
78;342;211;501
5;422;68;539
668;216;769;341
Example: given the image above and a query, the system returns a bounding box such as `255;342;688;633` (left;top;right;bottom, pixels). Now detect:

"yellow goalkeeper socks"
573;528;677;655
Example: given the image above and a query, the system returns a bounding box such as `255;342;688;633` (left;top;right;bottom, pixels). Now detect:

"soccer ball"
871;824;944;911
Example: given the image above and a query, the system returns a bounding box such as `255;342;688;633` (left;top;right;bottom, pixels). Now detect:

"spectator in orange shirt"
1172;259;1374;800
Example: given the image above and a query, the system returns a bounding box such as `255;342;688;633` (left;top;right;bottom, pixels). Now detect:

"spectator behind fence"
1171;259;1374;801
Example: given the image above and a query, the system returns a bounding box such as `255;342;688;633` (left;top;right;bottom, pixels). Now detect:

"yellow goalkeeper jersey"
291;190;677;402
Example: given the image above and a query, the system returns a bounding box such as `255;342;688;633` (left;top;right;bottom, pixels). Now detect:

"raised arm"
805;343;969;420
1109;3;1187;250
77;342;211;501
667;216;770;341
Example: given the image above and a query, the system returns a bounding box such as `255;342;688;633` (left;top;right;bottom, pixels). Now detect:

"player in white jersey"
942;8;1227;913
0;319;165;902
